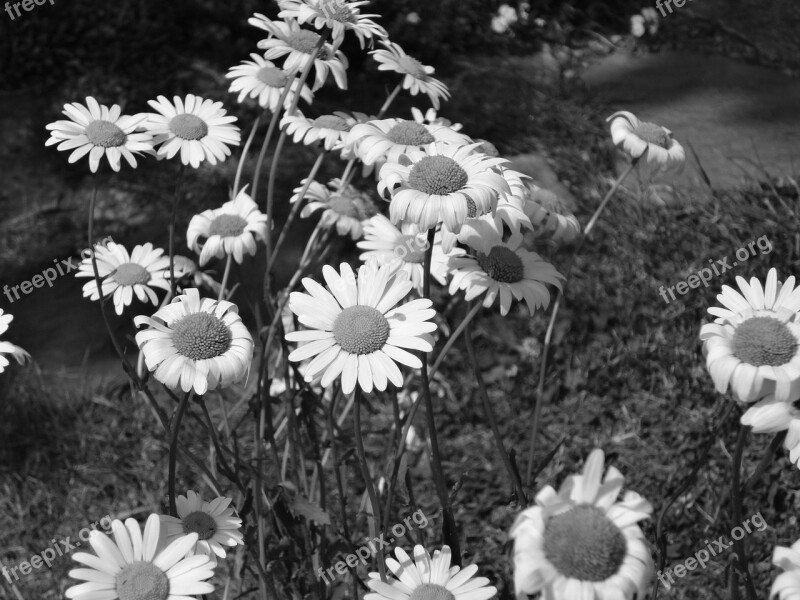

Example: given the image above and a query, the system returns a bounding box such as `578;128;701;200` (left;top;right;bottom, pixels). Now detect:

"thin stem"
234;111;263;197
376;83;403;119
169;391;192;516
168;164;186;299
218;254;233;302
430;301;482;379
731;425;758;600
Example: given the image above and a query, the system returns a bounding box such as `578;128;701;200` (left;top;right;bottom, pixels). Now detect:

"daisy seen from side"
226;54;313;111
742;393;800;470
282;110;362;152
607;110;685;171
277;0;387;49
371;41;451;109
291;177;378;239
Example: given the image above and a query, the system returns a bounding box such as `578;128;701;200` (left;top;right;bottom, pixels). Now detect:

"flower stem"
377;83;403;119
168;164;186;299
168;391;191;516
730;425;758;600
430;300;482;379
233;111;263;198
218;254;233;302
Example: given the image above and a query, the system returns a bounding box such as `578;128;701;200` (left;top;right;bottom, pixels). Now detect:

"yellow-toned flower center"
116;561;169;600
209;214;249;238
543;505;627;582
633;121;670;149
466;197;477;218
409;584;456;600
182;510;217;540
86;120;127;148
477;246;524;283
312;115;351;131
386;121;435;146
733;316;798;367
316;0;356;23
256;66;289;87
333;305;390;355
396;55;428;79
172;312;233;360
408;155;468;195
288;29;324;56
396;235;427;263
113;262;151;286
169;114;208;141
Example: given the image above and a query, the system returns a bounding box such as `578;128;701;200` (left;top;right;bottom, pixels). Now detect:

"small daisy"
282;110;360;151
510;449;654;600
607;110;685;170
708;268;800;324
378;142;509;234
411;106;463;132
277;0;387;50
523;185;581;244
135;288;254;395
146;94;240;169
0;309;30;374
45;96;152;172
285;261;437;394
365;545;497;600
166;256;223;297
251;16;349;91
160;491;244;563
75;241;172;315
371;41;451;109
226;54;314;111
742;394;800;470
65;513;215;600
448;220;563;316
291;177;378;239
187;187;269;266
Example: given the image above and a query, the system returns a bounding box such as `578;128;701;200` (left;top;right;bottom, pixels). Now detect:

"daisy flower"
285;261;437;394
282;110;361;152
523;185;581;244
371;41;451;109
0;309;30;374
708;268;800;324
166;255;223;296
607;111;685;170
65;513;214;600
45;96;152;173
146;94;240;169
291;177;378;239
187;187;269;266
135;288;254;395
742;394;800;470
365;545;496;600
771;539;800;599
378;142;509;234
226;54;313;111
411;106;463;132
75;241;172;315
448;220;563;316
160;491;244;563
510;449;653;600
251;16;349;91
277;0;387;50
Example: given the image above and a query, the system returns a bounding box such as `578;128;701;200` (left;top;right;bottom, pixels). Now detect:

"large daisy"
134;288;254;395
285;261;437;394
146;94;240;169
65;513;215;600
75;242;172;315
282;110;362;152
371;41;451;109
160;491;244;563
365;545;496;600
607;111;685;170
277;0;387;50
742;394;800;470
291;177;378;239
510;449;653;600
45;96;152;172
771;539;800;599
226;54;314;111
0;309;30;374
187;187;270;266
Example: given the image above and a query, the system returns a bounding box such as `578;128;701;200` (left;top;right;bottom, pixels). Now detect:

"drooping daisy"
0;309;30;374
378;142;509;234
771;539;800;599
282;110;361;151
277;0;387;50
708;268;800;324
448;219;563;317
146;94;241;169
75;241;172;315
291;177;378;239
607;111;685;170
523;185;581;244
65;513;214;600
45;96;153;173
166;255;223;297
187;187;269;266
365;545;497;600
742;394;800;470
510;449;653;600
251;16;349;91
371;41;451;109
160;491;244;563
135;288;254;395
285;261;437;394
226;54;314;111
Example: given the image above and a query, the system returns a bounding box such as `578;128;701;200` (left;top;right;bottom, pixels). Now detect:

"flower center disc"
172;312;233;360
477;246;524;283
397;235;426;263
733;316;798;367
116;561;169;600
333;305;390;355
543;505;627;582
386;121;435;146
633;121;671;149
318;0;356;23
209;214;249;238
312;115;351;131
113;262;151;286
408;155;468;196
169;114;208;141
85;120;127;148
289;29;324;56
397;55;428;79
182;510;217;540
466;197;478;218
409;584;456;600
257;66;289;87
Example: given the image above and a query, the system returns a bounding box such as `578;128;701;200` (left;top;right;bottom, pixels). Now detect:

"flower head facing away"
607;110;685;171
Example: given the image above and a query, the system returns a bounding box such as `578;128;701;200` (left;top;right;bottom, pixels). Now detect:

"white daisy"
134;288;254;395
771;539;800;599
277;0;387;50
371;41;451;109
146;94;241;169
742;394;800;470
285;261;437;394
75;241;172;315
0;309;30;374
291;177;378;239
45;96;152;172
226;54;314;111
607;110;685;170
282;110;361;151
523;184;581;244
708;268;800;324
